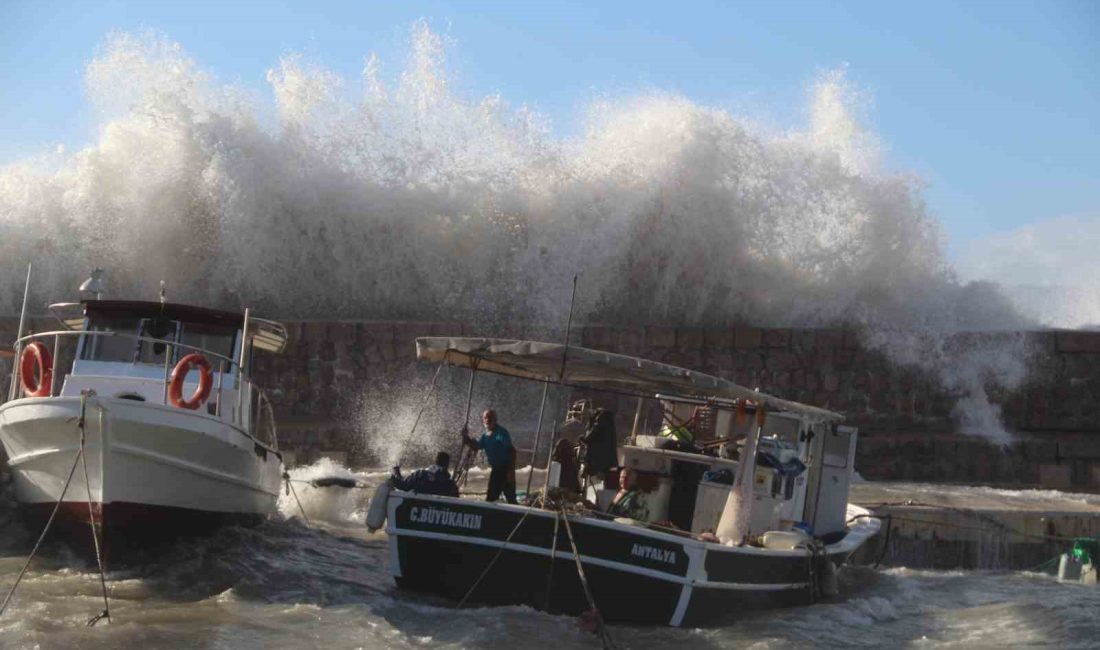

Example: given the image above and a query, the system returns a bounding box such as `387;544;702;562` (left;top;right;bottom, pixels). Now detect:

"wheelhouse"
10;299;287;448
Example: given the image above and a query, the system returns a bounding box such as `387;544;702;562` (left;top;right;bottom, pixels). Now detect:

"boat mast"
540;274;578;502
524;378;551;498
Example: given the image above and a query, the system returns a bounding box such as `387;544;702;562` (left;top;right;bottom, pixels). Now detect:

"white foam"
0;24;1070;445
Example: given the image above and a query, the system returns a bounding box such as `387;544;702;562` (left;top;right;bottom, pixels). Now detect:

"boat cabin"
17;299;287;445
575;394;858;542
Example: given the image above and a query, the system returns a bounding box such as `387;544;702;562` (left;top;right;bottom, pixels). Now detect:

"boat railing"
7;329;279;449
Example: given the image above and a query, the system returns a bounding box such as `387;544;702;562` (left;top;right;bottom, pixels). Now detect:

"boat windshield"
80;314;237;367
80;315;142;362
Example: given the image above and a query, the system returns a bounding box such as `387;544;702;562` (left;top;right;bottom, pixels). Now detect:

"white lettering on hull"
409;506;483;531
631;542;677;565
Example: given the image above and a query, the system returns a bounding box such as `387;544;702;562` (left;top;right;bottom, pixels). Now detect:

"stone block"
582;325;611;349
359;323;395;345
734;326;762;349
1056;331;1100;353
815;330;844;349
430;322;464;337
1039;463;1072;490
765;350;800;372
644;326;676;348
676;328;705;348
615;326;645;351
762;328;791;348
792;329;816;349
302;321;329;343
704;327;733;349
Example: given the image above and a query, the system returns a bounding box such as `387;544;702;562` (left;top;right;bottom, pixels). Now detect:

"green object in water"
1072;537;1099;565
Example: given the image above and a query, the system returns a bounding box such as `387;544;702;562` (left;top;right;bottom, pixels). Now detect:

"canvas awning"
416;337;843;423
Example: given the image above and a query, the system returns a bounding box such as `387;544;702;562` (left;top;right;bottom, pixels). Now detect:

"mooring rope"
544;510;561;611
79;394;111;626
455;506;535;609
397;362;446;468
0;406;87;619
558;506;618;650
283;472;311;526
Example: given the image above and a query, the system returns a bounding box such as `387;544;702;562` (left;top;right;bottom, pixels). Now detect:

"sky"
1;0;1097;280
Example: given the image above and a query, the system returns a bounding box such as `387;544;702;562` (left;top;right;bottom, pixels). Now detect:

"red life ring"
19;342;53;398
168;353;213;410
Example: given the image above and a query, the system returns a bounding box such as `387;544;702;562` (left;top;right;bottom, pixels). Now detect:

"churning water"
1;22;1098;647
2;463;1098;649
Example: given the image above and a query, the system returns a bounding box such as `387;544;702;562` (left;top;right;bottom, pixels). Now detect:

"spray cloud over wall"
0;25;1044;444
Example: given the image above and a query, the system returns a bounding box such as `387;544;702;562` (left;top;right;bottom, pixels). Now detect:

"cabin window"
178;322;237;369
79;316;142;362
135;318;180;365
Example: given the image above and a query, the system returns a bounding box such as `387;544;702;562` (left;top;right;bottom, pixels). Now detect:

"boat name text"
631;543;677;564
409;506;483;531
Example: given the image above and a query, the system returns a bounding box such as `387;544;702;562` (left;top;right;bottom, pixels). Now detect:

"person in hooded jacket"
390;451;460;497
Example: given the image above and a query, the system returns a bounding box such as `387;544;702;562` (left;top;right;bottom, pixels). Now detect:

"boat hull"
386;492;880;627
0;395;281;548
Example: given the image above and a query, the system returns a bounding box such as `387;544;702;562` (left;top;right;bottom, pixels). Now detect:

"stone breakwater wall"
2;319;1099;489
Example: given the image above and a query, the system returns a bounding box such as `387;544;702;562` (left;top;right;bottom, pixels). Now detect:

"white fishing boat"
371;337;881;627
0;270;288;547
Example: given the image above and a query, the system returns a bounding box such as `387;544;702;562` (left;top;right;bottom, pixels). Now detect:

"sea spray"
0;24;1051;443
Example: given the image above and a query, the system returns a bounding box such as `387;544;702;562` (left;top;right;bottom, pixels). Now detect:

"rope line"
455;507;535;609
0;419;85;619
544;510;561;611
558;506;618;650
283;473;311;526
79;394;110;626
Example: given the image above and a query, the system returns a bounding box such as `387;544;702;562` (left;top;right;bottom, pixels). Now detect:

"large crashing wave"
0;25;1040;443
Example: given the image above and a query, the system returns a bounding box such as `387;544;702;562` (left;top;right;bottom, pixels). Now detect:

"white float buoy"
366;481;392;533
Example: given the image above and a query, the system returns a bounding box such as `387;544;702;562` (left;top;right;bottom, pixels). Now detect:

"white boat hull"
0;395;282;543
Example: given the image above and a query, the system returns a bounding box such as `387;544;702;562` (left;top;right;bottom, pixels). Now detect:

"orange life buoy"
19;342;53;398
168;353;213;410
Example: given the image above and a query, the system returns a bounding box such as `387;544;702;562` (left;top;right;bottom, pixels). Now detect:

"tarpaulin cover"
415;337;842;423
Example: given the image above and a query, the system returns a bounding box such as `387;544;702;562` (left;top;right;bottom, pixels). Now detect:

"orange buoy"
19;342;53;398
168;353;213;410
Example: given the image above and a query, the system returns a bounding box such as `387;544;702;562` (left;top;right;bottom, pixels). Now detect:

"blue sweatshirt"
475;425;514;469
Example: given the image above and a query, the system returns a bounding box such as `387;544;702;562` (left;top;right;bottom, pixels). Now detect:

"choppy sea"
2;461;1098;649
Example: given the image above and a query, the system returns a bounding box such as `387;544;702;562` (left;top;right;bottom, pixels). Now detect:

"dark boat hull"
386;493;879;627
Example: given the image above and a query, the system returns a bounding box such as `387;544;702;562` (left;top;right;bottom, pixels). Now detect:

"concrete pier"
850;482;1100;570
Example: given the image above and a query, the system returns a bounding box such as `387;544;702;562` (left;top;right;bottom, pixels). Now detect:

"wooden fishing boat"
371;337;881;627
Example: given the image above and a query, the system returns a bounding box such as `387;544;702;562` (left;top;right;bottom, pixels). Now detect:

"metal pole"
454;364;478;485
540;417;559;499
162;343;172;405
215;359;225;417
237;308;251;426
10;263;32;401
630;396;644;438
539;274;579;505
524;378;551;498
49;334;60;397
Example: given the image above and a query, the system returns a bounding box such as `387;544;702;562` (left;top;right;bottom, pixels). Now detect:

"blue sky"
1;0;1097;265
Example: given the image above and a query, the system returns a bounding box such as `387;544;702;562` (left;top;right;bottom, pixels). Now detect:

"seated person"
607;468;656;521
390;451;460;497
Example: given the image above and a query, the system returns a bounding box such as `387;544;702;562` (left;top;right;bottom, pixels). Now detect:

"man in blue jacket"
462;409;517;504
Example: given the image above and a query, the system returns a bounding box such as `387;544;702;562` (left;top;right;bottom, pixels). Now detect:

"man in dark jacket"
390;451;460;497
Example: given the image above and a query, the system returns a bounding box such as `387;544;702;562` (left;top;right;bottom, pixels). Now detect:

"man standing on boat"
462;409;518;504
